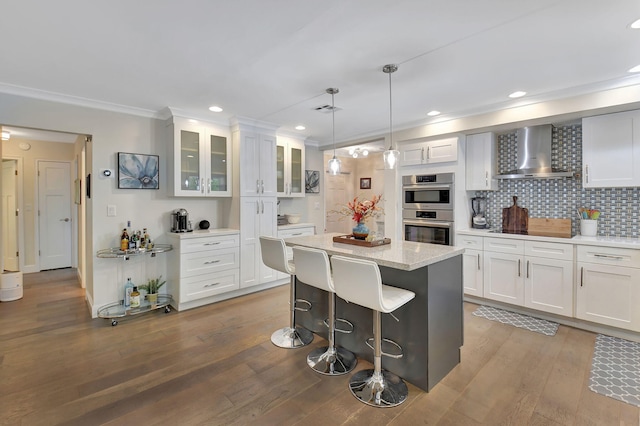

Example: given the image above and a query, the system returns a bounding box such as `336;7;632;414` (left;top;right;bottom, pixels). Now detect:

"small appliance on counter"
277;215;288;226
171;208;192;233
471;197;489;229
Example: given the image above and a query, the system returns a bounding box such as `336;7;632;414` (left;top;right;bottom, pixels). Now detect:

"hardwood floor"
1;269;638;425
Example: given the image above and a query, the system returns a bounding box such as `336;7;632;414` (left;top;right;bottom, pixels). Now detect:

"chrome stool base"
348;369;409;407
307;346;357;375
270;326;314;349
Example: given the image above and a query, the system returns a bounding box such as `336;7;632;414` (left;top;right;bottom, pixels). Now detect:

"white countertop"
283;232;464;271
166;228;239;239
457;228;640;250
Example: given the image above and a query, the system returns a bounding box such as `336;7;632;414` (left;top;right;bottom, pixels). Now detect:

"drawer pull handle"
203;260;220;265
594;254;624;260
518;259;521;277
580;266;584;287
204;282;220;288
526;260;530;279
204;242;220;246
291;233;303;236
477;253;480;270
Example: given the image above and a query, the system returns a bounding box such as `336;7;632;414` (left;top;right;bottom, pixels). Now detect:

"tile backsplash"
474;124;640;238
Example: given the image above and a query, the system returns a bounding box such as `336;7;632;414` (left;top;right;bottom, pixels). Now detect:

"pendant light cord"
332;90;336;156
388;70;393;150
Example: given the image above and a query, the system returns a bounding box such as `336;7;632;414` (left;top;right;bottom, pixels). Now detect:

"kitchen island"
284;233;464;392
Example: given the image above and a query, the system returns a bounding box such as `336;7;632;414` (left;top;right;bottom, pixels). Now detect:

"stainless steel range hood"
495;124;573;179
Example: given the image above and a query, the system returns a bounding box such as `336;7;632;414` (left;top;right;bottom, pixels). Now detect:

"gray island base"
284;233;464;392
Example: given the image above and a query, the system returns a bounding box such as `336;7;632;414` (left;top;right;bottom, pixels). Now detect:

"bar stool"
259;236;313;349
330;255;415;408
292;246;357;375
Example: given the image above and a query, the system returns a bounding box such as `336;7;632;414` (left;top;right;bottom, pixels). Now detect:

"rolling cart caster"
111;320;118;326
164;306;171;313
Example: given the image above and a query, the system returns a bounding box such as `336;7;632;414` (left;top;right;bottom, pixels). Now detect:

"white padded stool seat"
330;256;415;313
293;246;357;375
330;255;415;408
259;236;313;349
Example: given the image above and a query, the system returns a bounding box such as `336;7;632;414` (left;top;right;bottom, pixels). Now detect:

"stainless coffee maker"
471;197;489;229
171;208;192;232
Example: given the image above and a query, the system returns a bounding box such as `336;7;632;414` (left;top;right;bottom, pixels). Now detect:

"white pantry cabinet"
465;132;497;191
400;137;458;166
276;136;305;198
458;234;484;297
167;116;231;197
239;196;278;289
582;110;640;188
233;121;277;197
576;245;640;331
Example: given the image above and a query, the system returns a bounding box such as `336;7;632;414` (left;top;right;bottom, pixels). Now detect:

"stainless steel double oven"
402;173;454;245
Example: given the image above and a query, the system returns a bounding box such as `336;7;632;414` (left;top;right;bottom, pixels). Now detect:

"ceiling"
1;0;639;148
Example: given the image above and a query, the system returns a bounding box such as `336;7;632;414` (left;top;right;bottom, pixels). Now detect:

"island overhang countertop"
283;233;464;271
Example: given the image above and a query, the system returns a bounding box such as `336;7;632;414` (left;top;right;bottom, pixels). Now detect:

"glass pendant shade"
383;148;400;170
328;156;341;175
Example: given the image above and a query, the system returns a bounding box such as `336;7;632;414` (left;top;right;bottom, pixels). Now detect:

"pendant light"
382;64;400;170
326;88;342;175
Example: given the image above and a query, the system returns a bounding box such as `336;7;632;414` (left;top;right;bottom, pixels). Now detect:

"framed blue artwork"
117;152;159;189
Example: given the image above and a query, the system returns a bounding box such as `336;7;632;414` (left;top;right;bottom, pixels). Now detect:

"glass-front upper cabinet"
169;117;231;197
276;136;305;198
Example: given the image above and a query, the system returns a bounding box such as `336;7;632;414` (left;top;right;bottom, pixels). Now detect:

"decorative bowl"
285;214;301;224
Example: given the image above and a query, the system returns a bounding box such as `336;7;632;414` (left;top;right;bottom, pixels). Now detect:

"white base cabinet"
167;231;240;311
458;235;484;297
482;237;573;316
576;245;640;331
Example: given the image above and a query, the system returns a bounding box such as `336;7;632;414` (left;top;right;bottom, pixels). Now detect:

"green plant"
140;275;166;294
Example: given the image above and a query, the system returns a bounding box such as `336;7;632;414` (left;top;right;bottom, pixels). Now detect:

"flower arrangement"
334;194;383;223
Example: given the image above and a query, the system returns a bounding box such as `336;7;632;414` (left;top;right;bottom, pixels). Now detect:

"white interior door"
2;160;19;271
325;173;351;234
38;161;72;270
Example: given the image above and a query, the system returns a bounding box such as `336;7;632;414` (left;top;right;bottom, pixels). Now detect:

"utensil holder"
580;219;597;237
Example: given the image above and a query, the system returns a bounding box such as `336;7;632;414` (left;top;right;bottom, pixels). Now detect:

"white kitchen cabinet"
233;121;277;197
276;136;305;198
400;137;458;166
465;132;497;191
523;241;573;317
167;116;231;197
458;234;484;297
239;196;278;288
576;245;640;331
166;231;240;311
482;237;573;316
582;110;640;188
275;225;315;280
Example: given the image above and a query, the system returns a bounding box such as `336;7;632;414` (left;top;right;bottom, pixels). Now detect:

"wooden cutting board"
502;196;528;234
528;218;572;238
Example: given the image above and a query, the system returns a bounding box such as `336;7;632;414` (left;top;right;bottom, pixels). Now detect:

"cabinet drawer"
457;235;483;250
181;247;239;277
182;269;240;302
525;241;573;261
180;234;239;254
577;245;640;267
484;237;524;254
278;226;315;239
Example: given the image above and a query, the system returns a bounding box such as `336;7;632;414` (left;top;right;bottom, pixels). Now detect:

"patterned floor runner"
589;334;640;407
472;305;558;336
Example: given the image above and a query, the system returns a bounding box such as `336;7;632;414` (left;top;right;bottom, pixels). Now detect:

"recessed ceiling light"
509;91;527;98
427;110;441;116
630;18;640;29
629;65;640;73
208;106;223;112
295;125;306;130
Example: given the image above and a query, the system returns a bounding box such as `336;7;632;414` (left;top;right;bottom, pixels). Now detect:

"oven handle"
402;184;453;191
403;220;453;229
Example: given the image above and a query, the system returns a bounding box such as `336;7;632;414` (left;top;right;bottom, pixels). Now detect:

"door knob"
60;218;70;222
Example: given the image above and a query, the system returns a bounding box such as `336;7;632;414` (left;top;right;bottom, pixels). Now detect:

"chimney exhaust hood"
495;124;573;179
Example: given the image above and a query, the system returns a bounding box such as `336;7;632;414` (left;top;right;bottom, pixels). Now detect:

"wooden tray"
332;235;391;247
